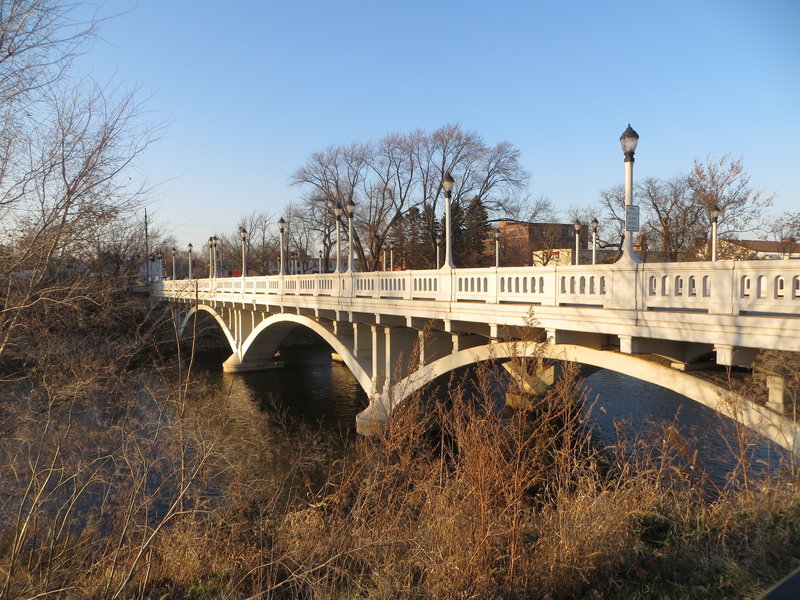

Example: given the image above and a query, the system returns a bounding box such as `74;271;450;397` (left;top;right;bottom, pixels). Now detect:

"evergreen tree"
447;197;490;267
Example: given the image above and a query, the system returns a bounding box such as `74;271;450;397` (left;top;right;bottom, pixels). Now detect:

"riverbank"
2;322;799;598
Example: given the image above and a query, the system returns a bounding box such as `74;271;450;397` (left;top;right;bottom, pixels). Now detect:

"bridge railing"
153;260;800;317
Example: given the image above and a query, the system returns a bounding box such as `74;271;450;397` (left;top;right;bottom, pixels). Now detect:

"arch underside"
241;313;374;397
178;304;237;351
389;341;797;453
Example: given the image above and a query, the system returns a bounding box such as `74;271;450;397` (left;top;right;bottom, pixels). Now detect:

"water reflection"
583;369;788;485
194;345;367;434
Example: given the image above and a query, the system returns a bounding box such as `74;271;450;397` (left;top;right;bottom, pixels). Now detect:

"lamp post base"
615;251;642;265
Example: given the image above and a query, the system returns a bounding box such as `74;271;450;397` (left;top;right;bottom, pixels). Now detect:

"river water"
193;342;789;485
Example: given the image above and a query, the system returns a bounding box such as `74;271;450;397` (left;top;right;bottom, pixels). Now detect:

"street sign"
625;205;640;232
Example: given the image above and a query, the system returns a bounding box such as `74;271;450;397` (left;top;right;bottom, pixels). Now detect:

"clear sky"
77;0;800;247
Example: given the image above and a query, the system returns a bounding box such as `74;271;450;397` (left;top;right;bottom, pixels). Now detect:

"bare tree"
596;184;626;259
637;176;704;261
0;2;157;360
594;155;772;262
291;124;529;270
687;154;773;240
505;193;558;224
769;211;800;258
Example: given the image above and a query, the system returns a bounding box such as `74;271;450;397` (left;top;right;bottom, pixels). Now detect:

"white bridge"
153;260;800;452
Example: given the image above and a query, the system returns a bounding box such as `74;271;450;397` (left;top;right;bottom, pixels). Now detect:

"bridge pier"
355;399;391;436
222;351;284;373
503;359;559;409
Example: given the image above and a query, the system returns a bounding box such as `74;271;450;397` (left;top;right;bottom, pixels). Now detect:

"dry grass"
2;323;800;599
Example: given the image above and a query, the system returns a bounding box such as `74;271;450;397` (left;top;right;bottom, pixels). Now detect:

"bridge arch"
240;313;373;397
386;341;798;453
178;304;237;352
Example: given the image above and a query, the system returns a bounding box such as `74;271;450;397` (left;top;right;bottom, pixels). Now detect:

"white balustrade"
152;260;800;319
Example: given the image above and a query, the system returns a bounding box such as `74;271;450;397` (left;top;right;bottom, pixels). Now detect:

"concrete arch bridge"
154;260;800;453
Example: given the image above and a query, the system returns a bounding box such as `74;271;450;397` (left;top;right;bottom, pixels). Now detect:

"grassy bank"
2;322;799;599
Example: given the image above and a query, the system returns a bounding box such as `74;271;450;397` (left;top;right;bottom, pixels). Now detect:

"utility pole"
144;208;150;280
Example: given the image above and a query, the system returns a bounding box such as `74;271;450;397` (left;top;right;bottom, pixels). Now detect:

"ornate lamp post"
346;199;356;272
493;229;501;267
208;238;213;278
171;246;177;279
208;237;217;278
187;243;193;279
382;244;387;271
435;234;442;268
334;203;343;272
277;217;286;275
591;217;599;265
389;241;394;271
213;236;220;277
618;125;641;264
710;205;721;261
318;249;323;273
442;172;456;269
573;220;581;265
239;226;248;277
290;251;297;275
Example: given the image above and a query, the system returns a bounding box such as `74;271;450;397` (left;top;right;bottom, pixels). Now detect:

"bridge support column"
353;322;371;359
452;333;484;352
384;327;418;391
714;344;758;367
767;375;795;416
418;330;452;367
371;325;386;394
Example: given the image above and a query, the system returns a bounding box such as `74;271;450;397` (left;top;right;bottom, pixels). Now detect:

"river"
192;342;789;486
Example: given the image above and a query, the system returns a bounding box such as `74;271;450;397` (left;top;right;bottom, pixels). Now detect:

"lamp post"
277;217;286;275
619;124;641;264
493;230;501;267
710;205;721;261
208;236;219;278
171;246;176;279
187;243;193;279
156;251;164;279
213;236;219;276
442;172;455;268
290;251;297;275
573;220;581;265
346;200;356;272
318;249;323;273
435;234;442;268
591;217;599;265
382;244;387;271
334;203;342;273
239;226;248;277
208;237;213;277
389;241;394;271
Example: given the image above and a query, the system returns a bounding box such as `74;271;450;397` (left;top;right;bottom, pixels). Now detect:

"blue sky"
78;0;800;247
